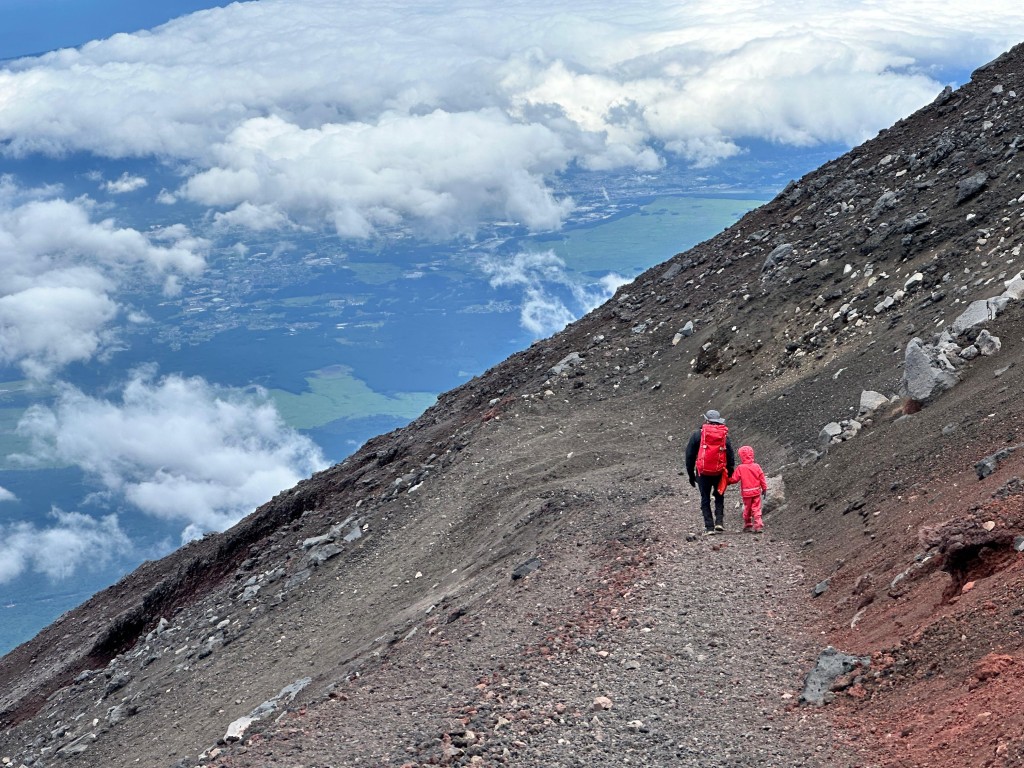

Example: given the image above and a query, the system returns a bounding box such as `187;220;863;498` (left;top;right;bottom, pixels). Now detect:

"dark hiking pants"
697;474;725;530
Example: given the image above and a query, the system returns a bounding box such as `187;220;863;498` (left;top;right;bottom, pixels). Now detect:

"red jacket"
730;445;768;499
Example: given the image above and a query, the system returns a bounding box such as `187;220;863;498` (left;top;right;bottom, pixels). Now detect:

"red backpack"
696;423;728;475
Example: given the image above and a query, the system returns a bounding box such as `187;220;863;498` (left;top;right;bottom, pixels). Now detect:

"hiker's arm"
685;432;698;484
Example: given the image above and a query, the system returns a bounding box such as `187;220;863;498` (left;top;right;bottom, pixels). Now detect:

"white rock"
904;272;924;291
874;295;898;313
225;716;255;742
1002;271;1024;300
859;391;889;415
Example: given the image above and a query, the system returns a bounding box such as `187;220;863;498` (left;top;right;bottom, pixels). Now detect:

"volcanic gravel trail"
217;487;862;768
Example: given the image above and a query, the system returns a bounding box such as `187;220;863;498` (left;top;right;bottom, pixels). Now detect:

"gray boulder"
1003;271;1024;300
903;271;925;290
819;422;842;446
671;321;695;347
976;447;1018;479
511;557;543;580
899;214;930;233
952;297;1010;335
839;420;862;440
549;352;583;376
858;390;890;416
301;533;333;550
762;243;794;272
870;190;897;219
955;171;988;204
107;700;139;726
800;647;870;706
900;338;958;403
762;475;786;516
304;543;343;568
976;329;1001;356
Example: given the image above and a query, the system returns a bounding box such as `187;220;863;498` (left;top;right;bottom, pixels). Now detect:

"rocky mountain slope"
3;41;1024;768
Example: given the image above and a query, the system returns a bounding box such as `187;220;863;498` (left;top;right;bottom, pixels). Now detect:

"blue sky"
0;0;229;59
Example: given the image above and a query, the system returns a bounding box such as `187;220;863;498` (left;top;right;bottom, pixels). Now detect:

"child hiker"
730;445;768;533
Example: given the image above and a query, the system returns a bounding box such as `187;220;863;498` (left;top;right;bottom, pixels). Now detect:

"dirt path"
217;482;863;768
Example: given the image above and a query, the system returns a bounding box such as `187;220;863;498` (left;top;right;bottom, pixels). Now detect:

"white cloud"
480;249;624;337
212;201;294;232
0;485;16;502
103;172;148;194
0;510;130;584
0;189;208;377
185;110;574;238
519;286;577;337
15;370;328;543
1;1;1022;236
0;284;119;379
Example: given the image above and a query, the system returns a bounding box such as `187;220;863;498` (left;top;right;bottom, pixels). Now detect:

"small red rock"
592;696;613;711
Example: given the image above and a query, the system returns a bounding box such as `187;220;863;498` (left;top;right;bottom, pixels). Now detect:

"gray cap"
704;409;725;424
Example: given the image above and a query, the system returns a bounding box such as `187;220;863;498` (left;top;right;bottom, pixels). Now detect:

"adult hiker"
685;409;736;535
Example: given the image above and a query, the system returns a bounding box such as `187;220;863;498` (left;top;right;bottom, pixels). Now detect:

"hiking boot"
703;529;716;536
714;524;725;533
743;525;753;532
753;527;764;534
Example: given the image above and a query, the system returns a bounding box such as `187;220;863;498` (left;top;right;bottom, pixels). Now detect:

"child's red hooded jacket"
730;445;768;499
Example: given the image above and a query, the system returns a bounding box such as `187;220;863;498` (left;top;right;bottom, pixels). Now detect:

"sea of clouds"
3;0;1024;583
